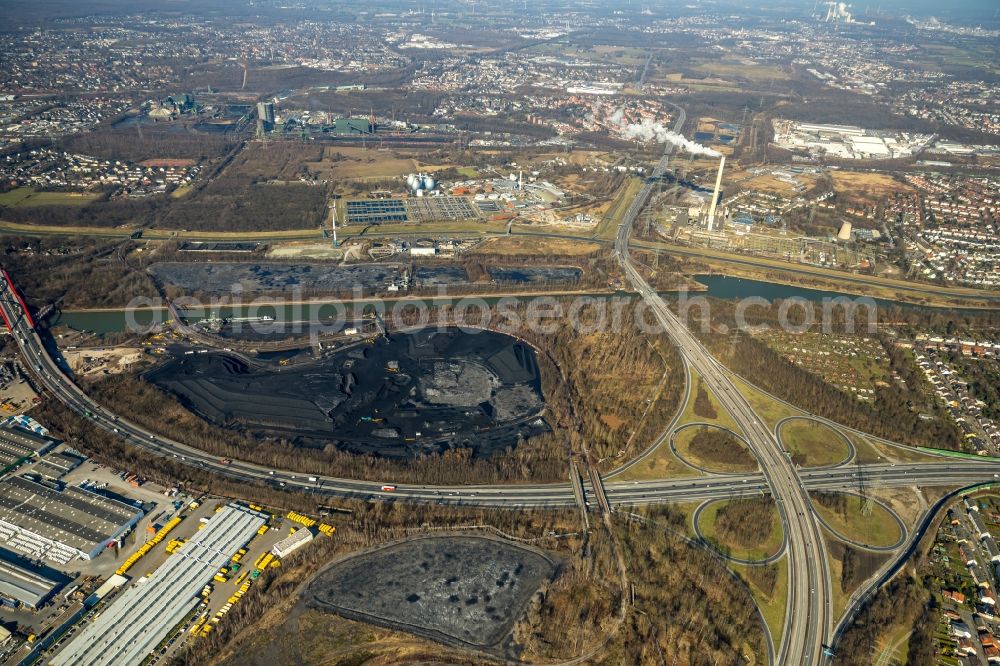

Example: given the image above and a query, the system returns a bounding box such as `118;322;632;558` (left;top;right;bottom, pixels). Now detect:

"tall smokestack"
707;155;726;231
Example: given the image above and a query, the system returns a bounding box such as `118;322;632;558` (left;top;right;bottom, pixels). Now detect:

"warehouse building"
272;526;314;558
0;426;56;470
0;550;63;608
0;415;50;437
0;476;143;563
51;504;267;666
32;451;84;480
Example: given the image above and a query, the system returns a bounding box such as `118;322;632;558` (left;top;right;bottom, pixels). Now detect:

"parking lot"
0;361;38;416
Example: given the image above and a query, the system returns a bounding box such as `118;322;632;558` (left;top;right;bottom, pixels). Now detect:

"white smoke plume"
606;108;720;157
622;118;721;157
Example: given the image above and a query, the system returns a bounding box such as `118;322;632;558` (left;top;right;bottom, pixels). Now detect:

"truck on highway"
381;485;396;492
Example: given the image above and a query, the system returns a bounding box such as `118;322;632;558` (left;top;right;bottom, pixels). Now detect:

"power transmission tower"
857;461;873;516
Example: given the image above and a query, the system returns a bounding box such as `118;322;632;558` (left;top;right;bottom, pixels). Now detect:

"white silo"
422;175;436;191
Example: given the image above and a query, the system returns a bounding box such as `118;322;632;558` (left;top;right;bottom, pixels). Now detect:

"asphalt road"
611;108;831;665
4;212;1000;665
5;276;999;507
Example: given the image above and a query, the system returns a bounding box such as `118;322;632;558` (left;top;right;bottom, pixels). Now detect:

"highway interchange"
613;128;833;664
2;117;999;663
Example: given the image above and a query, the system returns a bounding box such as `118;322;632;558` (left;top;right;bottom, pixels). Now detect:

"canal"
49;276;986;335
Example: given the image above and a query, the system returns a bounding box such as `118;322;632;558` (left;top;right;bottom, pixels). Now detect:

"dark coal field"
308;535;558;654
145;328;549;458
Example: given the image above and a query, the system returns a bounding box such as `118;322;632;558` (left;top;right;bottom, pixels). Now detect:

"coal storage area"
308;535;558;655
145;328;549;458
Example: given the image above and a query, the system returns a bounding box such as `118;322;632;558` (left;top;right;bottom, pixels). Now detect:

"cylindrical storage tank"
422;175;435;190
406;174;419;190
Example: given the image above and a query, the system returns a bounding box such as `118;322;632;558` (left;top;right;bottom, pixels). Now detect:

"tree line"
79;299;684;484
680;296;963;450
713;497;776;550
689;428;756;469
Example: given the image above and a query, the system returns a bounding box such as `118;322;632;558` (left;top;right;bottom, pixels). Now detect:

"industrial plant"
405;172;437;195
0;0;998;665
771;120;935;160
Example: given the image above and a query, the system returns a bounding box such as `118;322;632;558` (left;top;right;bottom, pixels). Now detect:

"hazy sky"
854;0;998;18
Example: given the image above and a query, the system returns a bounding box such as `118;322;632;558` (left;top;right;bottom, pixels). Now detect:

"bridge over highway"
1;141;997;662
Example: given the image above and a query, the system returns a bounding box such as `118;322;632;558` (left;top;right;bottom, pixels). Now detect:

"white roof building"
272;527;314;559
51;504;267;666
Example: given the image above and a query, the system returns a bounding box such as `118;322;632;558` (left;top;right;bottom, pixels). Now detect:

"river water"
49;275;981;335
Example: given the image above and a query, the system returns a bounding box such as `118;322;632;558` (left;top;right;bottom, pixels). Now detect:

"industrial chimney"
706;155;726;231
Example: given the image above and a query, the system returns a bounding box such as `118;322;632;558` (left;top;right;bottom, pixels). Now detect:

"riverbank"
52;288;628;334
53;274;995;336
6;216;996;309
636;240;999;310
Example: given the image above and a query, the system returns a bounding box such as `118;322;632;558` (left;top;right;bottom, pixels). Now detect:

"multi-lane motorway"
1;129;999;662
613;116;832;662
4;271;998;509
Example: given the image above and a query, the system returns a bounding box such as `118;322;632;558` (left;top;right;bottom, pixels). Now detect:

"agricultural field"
691;56;789;82
829;171;915;204
754;331;890;401
0;187;101;207
306;146;432;180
